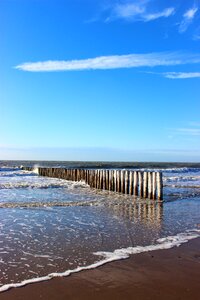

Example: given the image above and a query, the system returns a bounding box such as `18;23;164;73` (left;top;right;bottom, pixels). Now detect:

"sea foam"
0;229;199;293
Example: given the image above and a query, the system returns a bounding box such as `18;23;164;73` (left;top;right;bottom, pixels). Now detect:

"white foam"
32;166;39;174
164;175;200;182
0;228;199;293
135;167;193;173
0;172;88;190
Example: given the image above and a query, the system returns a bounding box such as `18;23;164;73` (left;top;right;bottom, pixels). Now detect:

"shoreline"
1;237;200;300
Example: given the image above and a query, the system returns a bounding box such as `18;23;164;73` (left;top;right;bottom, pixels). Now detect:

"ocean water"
0;160;200;292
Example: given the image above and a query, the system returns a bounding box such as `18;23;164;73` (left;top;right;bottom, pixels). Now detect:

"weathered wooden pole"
98;170;102;189
125;170;129;194
108;170;112;191
156;172;163;201
129;171;133;195
106;170;109;190
152;172;156;200
133;171;138;196
96;169;99;189
148;172;152;199
113;170;117;192
121;170;125;193
138;172;143;198
143;172;148;198
116;170;120;193
102;170;106;190
86;169;89;185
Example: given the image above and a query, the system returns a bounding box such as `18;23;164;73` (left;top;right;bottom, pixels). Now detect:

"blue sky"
0;0;200;162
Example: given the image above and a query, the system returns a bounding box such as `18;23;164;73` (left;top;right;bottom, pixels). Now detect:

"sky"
0;0;200;162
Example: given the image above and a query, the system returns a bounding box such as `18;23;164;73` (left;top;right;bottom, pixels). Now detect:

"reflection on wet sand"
106;199;163;227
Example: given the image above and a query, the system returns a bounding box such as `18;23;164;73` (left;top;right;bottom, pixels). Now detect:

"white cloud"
174;128;200;136
15;52;200;72
113;2;146;19
179;6;198;33
163;72;200;79
169;122;200;138
143;7;175;21
184;7;198;19
106;1;175;22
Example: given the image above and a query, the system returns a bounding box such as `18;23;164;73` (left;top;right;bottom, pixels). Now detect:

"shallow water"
0;161;200;292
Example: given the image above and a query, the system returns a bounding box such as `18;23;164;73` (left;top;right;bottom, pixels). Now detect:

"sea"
0;160;200;292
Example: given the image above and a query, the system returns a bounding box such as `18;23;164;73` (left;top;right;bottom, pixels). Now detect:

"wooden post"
78;169;81;181
125;170;129;194
98;170;101;189
81;169;84;181
148;172;152;199
102;170;106;190
152;172;156;200
74;169;77;181
138;172;143;198
112;170;115;191
112;170;115;192
117;170;120;193
121;170;125;193
89;170;92;187
86;170;89;185
95;170;99;189
129;171;133;195
156;172;163;201
143;172;148;198
95;170;98;188
92;170;95;187
133;171;138;196
106;170;109;190
108;170;112;191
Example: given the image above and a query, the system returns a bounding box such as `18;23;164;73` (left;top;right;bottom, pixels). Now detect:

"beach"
1;237;200;300
0;161;200;298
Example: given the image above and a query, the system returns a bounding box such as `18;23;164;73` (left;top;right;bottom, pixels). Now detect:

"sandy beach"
1;237;200;300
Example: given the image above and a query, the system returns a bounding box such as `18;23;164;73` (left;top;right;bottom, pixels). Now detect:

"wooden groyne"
22;167;163;200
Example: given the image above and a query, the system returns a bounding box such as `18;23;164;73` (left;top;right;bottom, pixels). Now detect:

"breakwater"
22;167;163;200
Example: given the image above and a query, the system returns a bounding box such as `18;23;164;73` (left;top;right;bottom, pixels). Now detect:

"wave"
0;228;199;293
165;184;200;189
0;200;101;208
0;167;21;172
164;175;200;182
0;180;88;190
136;167;200;174
0;172;36;178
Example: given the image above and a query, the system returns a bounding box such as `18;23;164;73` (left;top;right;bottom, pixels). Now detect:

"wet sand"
1;238;200;300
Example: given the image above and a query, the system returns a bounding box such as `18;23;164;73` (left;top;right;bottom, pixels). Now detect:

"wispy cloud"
143;8;175;22
163;72;200;79
179;6;198;33
173;128;200;136
193;33;200;40
189;121;200;127
107;1;175;22
146;71;200;79
184;6;198;19
112;1;146;20
169;122;200;138
193;26;200;40
15;52;200;72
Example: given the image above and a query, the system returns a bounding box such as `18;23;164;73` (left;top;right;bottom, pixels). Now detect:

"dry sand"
1;238;200;300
